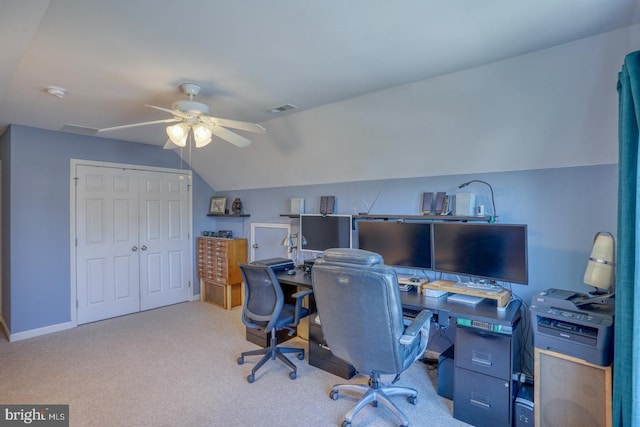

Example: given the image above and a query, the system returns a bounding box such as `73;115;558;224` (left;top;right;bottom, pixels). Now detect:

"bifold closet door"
75;165;191;324
76;165;141;324
138;170;190;311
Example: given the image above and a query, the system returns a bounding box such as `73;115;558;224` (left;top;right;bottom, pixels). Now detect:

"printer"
251;257;295;272
531;288;614;366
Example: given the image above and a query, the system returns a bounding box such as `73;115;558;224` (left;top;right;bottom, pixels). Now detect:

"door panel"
76;165;140;324
138;171;191;310
250;223;291;262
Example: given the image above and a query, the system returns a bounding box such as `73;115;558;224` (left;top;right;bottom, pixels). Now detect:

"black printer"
531;288;614;366
251;257;295;272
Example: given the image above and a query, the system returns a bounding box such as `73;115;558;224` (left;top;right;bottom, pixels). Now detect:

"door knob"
252;243;259;249
141;245;147;251
132;246;138;252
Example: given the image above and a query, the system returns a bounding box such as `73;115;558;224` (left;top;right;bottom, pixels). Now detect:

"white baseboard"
9;321;75;342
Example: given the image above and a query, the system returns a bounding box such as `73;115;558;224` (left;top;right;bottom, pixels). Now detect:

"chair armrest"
292;288;314;325
399;310;433;345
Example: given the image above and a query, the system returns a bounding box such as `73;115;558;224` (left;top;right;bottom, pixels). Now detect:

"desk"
276;271;522;427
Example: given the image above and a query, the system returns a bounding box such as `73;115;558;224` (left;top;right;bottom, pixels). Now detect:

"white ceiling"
1;1;639;188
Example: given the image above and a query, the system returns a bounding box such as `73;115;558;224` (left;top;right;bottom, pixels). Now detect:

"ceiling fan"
94;83;266;149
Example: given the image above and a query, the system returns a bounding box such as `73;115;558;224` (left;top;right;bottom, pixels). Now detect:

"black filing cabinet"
452;305;521;427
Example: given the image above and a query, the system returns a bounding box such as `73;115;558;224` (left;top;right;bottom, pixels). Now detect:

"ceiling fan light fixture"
193;125;212;148
166;123;189;147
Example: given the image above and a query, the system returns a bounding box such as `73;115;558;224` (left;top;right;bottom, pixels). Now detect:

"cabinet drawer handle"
471;357;492;367
469;399;491;409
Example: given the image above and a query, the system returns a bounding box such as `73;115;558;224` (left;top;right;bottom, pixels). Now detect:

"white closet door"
76;165;140;324
138;170;191;310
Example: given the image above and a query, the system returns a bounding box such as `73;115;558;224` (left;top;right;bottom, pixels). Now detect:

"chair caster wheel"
330;390;339;400
371;400;378;407
341;420;351;427
408;394;417;405
237;357;244;365
297;352;304;360
247;374;255;383
289;371;297;380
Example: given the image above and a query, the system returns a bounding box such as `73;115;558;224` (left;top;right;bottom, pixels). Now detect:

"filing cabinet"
453;319;521;427
196;237;247;309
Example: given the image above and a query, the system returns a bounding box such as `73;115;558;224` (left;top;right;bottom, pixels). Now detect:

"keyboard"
455;281;503;293
402;307;421;319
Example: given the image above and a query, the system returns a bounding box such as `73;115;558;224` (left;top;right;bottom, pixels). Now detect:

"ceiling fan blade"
209;125;252;148
97;118;179;133
202;115;266;134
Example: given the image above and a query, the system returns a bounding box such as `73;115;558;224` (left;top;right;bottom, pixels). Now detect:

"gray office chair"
237;263;313;383
312;248;432;427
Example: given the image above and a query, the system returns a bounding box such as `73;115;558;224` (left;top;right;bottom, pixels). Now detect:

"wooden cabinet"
196;237;247;309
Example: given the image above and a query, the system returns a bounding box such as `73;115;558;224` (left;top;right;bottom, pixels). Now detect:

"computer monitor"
357;221;432;269
299;214;352;253
432;222;528;284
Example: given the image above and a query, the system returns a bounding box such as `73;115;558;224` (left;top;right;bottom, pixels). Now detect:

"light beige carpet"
0;301;470;427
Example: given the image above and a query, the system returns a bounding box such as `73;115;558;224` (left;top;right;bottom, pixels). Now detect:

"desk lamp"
281;233;306;263
583;231;615;298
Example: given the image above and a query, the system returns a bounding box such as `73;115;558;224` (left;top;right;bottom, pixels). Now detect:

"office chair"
312;248;432;427
237;263;313;383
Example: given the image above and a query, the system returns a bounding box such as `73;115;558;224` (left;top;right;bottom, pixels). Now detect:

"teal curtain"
615;51;640;427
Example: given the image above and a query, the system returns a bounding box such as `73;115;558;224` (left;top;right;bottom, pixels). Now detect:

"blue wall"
216;164;618;307
1;125;215;334
0;125;618;344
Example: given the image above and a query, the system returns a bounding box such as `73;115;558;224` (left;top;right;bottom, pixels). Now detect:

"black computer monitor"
299;214;352;253
357;221;432;269
432;222;528;284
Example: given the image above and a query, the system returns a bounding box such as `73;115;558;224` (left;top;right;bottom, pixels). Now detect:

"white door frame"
70;159;193;327
249;222;291;262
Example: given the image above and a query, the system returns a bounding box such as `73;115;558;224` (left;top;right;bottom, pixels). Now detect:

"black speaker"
534;348;611;427
320;196;335;215
422;192;434;215
434;192;446;215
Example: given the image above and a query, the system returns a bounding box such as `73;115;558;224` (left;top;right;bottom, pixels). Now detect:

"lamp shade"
583;232;615;291
193;125;212;147
166;123;189;147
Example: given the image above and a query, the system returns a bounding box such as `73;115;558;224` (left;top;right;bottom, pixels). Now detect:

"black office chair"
312;248;432;427
237;263;313;383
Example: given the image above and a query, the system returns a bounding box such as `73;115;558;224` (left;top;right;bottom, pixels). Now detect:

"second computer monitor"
357;221;432;269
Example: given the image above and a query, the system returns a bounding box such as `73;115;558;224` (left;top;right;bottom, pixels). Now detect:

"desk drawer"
455;326;512;380
453;367;512;427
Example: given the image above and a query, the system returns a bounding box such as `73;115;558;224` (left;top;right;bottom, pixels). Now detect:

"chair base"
329;374;417;427
237;329;304;383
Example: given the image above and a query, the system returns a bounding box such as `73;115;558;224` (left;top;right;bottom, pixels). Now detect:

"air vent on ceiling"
267;103;298;114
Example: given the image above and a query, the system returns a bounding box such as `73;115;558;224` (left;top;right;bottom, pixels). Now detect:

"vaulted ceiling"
1;1;639;189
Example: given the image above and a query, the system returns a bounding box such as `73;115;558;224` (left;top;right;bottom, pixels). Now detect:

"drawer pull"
469;398;491;409
471;357;492;367
319;344;331;351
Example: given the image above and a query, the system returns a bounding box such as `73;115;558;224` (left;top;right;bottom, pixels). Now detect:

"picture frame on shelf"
209;196;227;215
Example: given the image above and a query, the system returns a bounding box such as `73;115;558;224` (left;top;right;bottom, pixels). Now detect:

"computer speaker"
290;198;305;214
454;192;475;216
534;348;611;427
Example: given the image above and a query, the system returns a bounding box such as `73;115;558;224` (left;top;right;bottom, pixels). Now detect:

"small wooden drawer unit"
196;237;247;309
